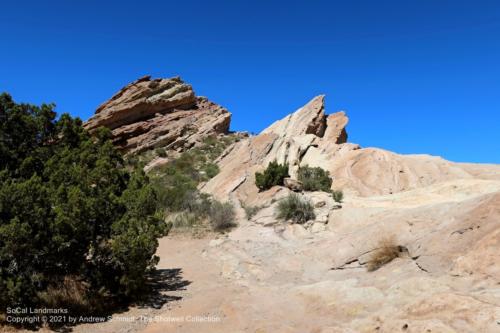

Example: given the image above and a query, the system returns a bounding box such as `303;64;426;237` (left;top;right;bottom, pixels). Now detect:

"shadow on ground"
5;268;191;333
137;268;191;309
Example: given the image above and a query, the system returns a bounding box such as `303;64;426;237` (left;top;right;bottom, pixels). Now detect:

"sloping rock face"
201;95;351;202
84;76;231;154
202;95;500;201
70;94;500;333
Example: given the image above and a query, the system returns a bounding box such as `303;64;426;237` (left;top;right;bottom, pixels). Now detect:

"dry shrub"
367;237;406;272
242;203;264;220
331;189;344;203
209;201;237;232
37;276;92;314
276;193;315;224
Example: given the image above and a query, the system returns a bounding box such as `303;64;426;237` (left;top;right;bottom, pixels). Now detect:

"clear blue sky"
1;1;499;163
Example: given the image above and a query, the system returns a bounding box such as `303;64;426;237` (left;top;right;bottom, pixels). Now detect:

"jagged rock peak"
262;95;348;143
83;76;231;154
201;95;353;200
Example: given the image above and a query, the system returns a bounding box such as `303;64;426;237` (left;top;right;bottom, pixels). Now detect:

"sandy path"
54;179;500;333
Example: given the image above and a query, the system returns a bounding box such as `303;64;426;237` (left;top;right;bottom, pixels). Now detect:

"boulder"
284;177;303;192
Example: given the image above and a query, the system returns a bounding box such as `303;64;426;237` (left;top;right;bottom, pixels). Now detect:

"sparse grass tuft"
367;237;404;272
242;203;264;220
170;212;200;230
209;201;237;232
332;189;344;203
276;193;315;224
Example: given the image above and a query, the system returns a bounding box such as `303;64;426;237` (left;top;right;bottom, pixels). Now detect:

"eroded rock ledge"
84;75;231;154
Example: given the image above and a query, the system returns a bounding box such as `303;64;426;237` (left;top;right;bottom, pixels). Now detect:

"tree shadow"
31;268;191;333
136;268;191;309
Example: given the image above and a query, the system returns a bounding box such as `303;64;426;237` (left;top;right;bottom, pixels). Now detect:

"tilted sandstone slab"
202;95;500;202
84;76;231;154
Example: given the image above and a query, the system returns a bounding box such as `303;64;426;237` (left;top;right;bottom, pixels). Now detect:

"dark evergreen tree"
0;93;167;312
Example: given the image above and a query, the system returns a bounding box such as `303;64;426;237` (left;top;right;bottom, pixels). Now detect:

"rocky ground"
64;176;500;333
30;77;500;333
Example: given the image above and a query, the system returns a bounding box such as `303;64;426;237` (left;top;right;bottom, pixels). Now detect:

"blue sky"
1;0;499;163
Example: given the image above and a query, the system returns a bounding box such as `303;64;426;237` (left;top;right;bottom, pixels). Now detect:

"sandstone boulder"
283;177;303;192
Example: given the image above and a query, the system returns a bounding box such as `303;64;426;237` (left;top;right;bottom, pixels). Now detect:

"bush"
0;93;167;317
203;162;219;179
276;194;315;224
255;161;289;191
170;212;199;229
297;165;332;192
209;201;237;232
366;238;407;272
155;147;167;158
242;203;263;220
332;189;344;203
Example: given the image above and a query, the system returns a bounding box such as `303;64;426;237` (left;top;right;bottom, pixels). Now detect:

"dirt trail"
69;179;500;333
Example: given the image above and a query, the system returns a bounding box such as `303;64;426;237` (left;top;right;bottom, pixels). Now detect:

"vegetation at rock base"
0;93;167;325
242;203;264;220
331;189;344;203
209;201;237;232
276;193;315;224
255;160;289;191
366;238;407;272
155;147;167;158
147;136;237;234
297;165;333;192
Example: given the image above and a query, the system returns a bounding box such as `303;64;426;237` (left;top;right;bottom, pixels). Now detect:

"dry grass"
367;237;406;272
242;203;264;220
210;201;237;232
276;193;315;224
37;276;92;313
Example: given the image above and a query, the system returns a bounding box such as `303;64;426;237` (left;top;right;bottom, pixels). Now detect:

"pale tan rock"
283;177;303;191
310;222;326;233
70;179;500;333
203;95;500;201
70;92;500;333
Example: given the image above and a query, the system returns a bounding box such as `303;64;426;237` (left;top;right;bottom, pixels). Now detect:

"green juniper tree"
0;93;167;313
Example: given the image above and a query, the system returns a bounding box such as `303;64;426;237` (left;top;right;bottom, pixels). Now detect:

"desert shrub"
203;162;219;178
297;165;332;192
0;93;167;317
255;160;289;191
182;192;213;217
332;189;344;203
149;135;234;213
209;201;237;232
276;193;315;224
242;203;264;220
155;147;167;158
366;238;406;272
151;168;198;212
171;212;199;229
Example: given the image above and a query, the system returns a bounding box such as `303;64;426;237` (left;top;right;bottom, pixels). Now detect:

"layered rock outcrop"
202;95;500;202
84;76;231;154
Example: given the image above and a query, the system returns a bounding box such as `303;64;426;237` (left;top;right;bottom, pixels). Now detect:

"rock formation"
84;75;231;154
73;91;500;333
202;95;499;201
